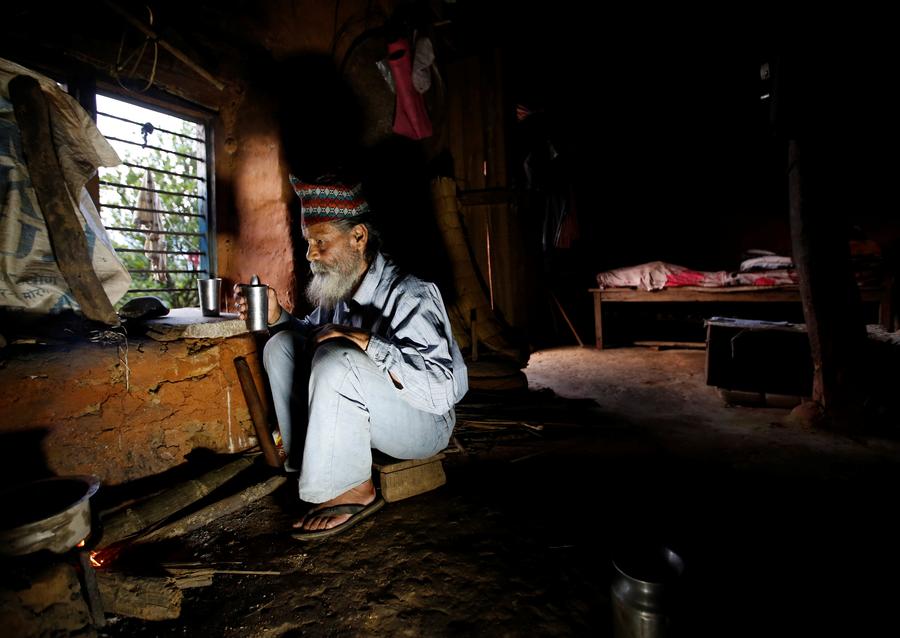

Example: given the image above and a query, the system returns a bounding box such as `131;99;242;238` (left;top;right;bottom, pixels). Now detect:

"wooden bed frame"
589;285;893;349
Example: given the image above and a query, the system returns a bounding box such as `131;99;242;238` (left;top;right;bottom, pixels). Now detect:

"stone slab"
145;308;249;341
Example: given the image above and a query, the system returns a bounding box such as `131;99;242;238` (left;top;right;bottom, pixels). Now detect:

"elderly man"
235;176;467;540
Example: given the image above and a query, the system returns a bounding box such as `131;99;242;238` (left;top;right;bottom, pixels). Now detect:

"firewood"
136;475;286;543
95;571;182;620
98;456;255;548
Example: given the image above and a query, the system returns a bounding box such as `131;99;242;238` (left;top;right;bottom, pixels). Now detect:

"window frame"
91;85;218;305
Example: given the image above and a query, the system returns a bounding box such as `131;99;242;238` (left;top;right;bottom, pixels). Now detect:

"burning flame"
77;538;104;567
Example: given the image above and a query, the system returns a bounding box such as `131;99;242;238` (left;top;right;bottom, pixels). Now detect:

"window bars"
95;95;212;309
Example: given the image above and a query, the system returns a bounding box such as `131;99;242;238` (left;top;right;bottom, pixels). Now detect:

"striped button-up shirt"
273;252;468;415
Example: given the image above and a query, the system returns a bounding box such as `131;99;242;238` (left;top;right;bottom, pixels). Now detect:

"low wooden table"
589;285;892;349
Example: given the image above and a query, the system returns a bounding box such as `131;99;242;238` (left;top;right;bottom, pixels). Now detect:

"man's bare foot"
293;479;376;531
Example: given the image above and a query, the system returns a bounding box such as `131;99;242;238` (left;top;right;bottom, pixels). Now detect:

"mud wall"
0;335;265;485
213;0;396;314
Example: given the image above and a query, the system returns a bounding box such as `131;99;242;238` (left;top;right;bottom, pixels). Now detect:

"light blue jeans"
263;331;454;503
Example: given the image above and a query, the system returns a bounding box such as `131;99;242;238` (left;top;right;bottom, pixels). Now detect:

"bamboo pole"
431;177;523;363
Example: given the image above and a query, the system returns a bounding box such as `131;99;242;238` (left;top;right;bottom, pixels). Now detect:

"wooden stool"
372;452;446;503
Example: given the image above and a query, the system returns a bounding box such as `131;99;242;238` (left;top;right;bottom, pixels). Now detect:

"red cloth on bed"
597;261;798;291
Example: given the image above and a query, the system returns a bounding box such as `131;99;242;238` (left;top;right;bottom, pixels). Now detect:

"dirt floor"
97;346;900;637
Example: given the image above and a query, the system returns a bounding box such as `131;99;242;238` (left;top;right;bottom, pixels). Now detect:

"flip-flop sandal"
291;498;385;541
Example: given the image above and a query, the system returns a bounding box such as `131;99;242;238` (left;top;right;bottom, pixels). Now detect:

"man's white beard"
305;248;364;310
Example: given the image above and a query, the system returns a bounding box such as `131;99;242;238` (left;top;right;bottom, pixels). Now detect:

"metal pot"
611;546;685;638
0;475;100;556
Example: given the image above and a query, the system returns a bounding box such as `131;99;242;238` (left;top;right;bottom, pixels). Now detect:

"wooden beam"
102;0;225;91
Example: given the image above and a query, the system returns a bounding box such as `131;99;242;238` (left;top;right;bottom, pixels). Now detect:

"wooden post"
593;290;604;349
780;48;868;427
233;356;282;467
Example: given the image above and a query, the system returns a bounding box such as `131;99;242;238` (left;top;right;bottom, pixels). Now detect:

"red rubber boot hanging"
387;37;433;140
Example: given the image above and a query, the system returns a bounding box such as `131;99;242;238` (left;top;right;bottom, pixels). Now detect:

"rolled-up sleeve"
365;284;461;414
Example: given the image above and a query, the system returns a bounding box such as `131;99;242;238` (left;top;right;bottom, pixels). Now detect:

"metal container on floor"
611;546;684;638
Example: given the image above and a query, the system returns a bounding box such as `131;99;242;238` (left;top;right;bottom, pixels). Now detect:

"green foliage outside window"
99;119;207;310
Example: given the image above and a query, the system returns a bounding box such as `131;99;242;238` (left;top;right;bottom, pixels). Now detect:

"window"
95;95;213;309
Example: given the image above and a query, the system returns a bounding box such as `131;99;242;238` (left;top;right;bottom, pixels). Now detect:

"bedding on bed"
596;260;799;291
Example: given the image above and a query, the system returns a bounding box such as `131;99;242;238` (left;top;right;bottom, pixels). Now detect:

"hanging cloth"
136;170;167;282
387;38;432;140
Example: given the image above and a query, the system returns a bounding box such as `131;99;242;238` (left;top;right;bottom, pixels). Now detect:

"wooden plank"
98;456;254;548
96;571;182;621
481;50;500;189
9;75;119;325
373;453;445;474
446;60;466;183
461;56;485;191
589;286;885;304
589;285;886;350
137;475;287;543
487;48;508;188
489;201;526;328
378;461;446;503
373;454;447;503
463;204;490;292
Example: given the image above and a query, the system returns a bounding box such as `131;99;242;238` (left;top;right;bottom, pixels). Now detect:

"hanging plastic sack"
0;57;130;315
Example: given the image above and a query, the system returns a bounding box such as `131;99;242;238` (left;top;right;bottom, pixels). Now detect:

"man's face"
302;221;366;309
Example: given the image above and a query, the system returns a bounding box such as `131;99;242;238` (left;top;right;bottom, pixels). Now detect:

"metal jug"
242;275;268;333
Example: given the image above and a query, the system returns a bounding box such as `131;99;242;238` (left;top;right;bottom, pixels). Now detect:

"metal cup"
197;277;222;317
241;275;268;332
611;546;684;638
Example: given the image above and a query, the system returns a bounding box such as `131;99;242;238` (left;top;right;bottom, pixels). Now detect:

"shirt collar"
351;252;384;308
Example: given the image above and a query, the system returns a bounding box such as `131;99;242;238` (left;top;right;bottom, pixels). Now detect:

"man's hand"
232;282;281;325
311;323;371;351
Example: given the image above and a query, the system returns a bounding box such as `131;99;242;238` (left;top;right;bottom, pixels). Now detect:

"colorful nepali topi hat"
289;174;370;225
